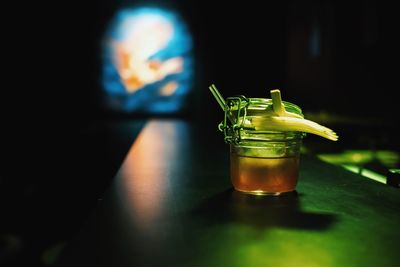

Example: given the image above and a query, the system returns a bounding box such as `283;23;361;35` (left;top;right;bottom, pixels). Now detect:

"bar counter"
55;119;400;267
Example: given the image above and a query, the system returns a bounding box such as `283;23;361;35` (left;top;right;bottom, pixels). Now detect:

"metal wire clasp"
218;95;249;144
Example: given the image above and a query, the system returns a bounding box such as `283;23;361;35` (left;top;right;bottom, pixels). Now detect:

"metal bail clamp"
218;95;249;144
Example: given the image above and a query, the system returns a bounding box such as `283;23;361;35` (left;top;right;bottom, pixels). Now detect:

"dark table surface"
55;119;400;267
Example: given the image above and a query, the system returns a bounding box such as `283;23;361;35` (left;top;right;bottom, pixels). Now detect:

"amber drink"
230;141;301;195
223;97;305;195
210;84;337;195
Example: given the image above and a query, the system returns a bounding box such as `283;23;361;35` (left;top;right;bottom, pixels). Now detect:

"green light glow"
317;150;399;168
316;150;392;184
342;164;386;184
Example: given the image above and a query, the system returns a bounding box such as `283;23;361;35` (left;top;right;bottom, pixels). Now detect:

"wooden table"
55;119;400;267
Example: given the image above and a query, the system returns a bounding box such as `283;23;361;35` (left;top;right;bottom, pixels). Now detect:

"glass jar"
220;96;305;195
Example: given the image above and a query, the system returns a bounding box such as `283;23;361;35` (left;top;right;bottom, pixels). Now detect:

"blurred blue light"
102;7;194;113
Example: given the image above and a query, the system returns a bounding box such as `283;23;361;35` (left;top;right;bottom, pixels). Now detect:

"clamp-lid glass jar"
219;96;305;195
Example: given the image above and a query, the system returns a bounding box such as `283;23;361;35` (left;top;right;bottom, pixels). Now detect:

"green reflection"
317;150;399;184
317;150;399;167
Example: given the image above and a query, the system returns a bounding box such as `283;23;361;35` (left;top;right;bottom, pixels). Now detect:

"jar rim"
246;98;303;116
239;130;306;143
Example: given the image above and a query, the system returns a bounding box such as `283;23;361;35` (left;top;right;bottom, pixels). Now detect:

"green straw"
208;84;235;124
209;84;226;111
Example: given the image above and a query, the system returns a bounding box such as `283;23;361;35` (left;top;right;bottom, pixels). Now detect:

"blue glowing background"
102;7;193;113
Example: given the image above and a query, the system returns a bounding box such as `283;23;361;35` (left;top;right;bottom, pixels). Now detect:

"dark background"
2;0;398;266
10;0;395;122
